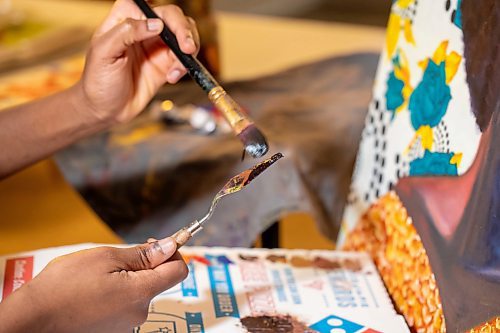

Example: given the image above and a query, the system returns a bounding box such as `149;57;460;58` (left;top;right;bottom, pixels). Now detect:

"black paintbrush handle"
133;0;218;92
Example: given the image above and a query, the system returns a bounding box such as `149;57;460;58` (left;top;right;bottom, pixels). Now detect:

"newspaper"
0;244;409;332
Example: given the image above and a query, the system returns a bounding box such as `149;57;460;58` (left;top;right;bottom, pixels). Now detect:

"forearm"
0;283;52;333
0;82;111;178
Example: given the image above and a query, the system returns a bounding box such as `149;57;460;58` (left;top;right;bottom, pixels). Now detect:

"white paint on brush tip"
245;143;269;158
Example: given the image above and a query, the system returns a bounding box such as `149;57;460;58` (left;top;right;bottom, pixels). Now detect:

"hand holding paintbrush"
132;0;269;158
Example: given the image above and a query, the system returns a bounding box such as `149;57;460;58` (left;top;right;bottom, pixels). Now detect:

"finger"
147;238;158;243
165;49;187;84
164;16;199;84
93;17;164;61
147;252;189;296
154;5;197;55
113;236;177;271
153;5;196;84
186;16;201;56
94;0;147;36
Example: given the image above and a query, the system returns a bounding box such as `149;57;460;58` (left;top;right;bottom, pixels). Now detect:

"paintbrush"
133;0;269;158
170;152;283;248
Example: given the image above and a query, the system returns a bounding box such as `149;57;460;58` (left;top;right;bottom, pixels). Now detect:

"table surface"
0;0;384;254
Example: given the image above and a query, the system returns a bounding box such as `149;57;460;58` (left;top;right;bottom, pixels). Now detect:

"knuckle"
120;18;138;46
166;4;184;16
135;246;154;268
122;18;135;33
98;246;118;261
187;16;196;26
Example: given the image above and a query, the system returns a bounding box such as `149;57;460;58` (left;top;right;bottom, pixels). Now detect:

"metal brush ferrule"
208;86;252;134
186;219;203;236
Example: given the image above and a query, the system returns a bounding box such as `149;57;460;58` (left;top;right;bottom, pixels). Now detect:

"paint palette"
0;244;409;333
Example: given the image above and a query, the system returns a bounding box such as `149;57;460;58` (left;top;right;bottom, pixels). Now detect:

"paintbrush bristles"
208;86;269;158
238;124;269;158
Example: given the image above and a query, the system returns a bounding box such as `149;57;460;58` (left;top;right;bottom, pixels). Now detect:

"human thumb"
93;17;164;61
116;237;177;271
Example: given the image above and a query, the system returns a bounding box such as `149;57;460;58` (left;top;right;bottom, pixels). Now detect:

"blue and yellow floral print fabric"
339;0;480;244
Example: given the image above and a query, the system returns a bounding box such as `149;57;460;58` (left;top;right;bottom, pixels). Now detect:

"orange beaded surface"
468;317;500;333
343;191;500;332
343;191;445;332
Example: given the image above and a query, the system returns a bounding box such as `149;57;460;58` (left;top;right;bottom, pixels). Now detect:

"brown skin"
0;238;188;333
0;0;200;178
0;0;200;330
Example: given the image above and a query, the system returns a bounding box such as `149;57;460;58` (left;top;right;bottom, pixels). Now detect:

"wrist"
69;81;116;130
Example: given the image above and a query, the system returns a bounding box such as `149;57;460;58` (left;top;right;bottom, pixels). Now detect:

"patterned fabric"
339;0;481;244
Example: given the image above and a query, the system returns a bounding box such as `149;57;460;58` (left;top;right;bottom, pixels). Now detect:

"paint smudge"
240;315;318;333
239;254;259;261
183;255;211;266
216;255;234;265
290;256;313;268
312;257;342;270
289;255;363;271
266;254;287;263
244;152;284;185
343;258;362;272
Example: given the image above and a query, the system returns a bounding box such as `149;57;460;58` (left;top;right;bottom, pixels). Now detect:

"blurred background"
214;0;389;25
0;0;390;254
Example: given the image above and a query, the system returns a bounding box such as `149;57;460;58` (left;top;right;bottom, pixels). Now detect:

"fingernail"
186;35;196;48
167;69;182;82
157;237;176;255
147;18;163;32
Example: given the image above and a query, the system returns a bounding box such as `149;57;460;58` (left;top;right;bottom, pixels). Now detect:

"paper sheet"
0;244;409;332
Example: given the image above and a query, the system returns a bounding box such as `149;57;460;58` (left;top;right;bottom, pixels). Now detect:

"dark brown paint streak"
240;315;318;333
244;152;284;186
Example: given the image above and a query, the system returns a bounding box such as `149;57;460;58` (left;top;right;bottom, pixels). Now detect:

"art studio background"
0;0;498;332
0;0;391;253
